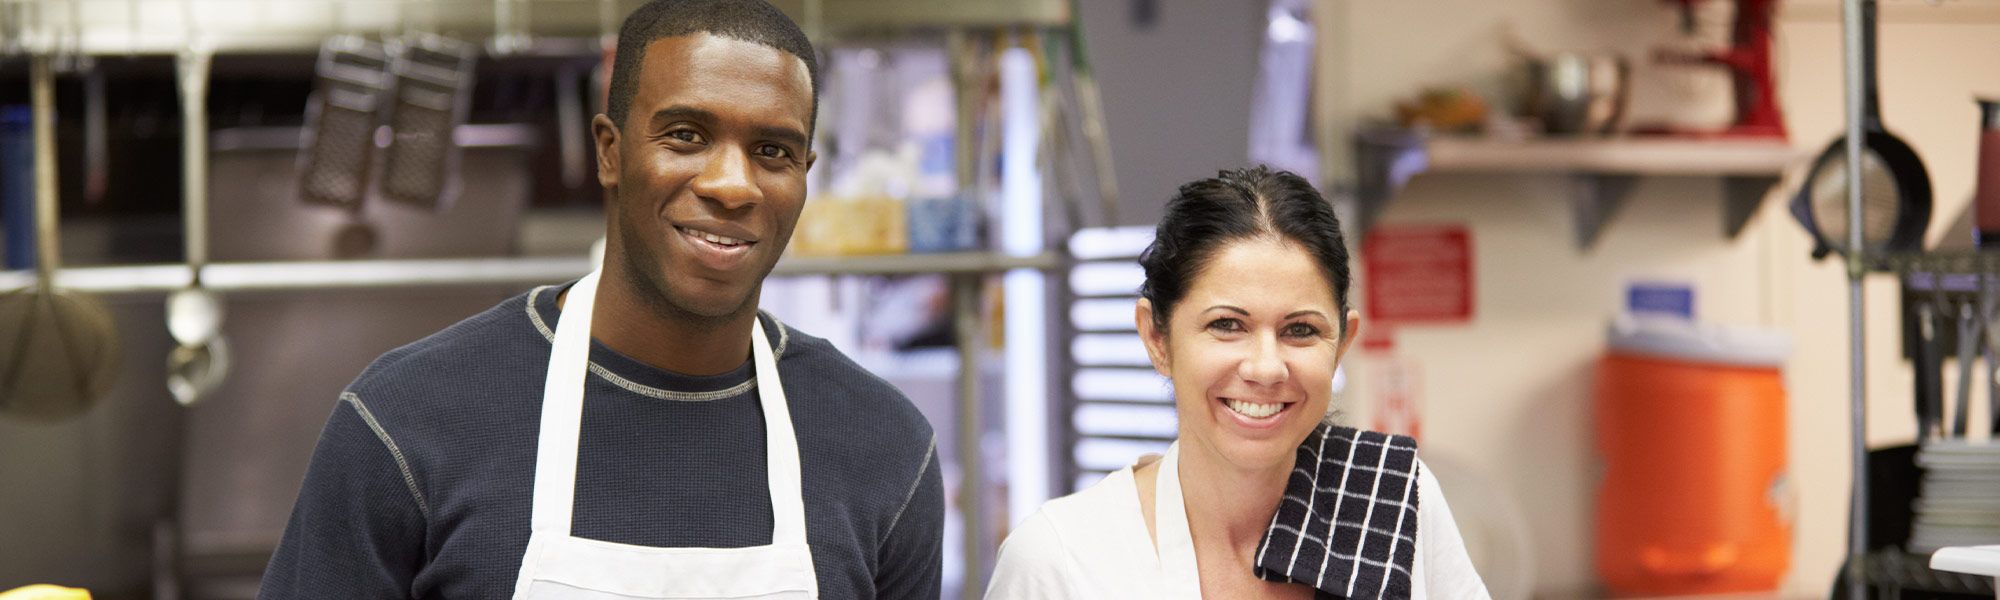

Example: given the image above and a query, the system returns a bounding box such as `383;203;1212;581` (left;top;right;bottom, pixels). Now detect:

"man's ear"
592;113;621;191
1136;298;1171;377
802;148;817;172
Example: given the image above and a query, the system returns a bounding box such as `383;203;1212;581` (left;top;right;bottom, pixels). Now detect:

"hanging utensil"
0;54;121;421
1984;283;2000;439
1951;298;1982;437
380;34;476;209
1787;0;1931;260
83;64;107;206
301;36;391;258
1037;36;1088;234
490;0;531;56
1919;271;1956;442
1913;298;1941;443
1064;0;1120;225
167;46;227;407
299;36;391;211
166;337;228;407
1984;274;2000;437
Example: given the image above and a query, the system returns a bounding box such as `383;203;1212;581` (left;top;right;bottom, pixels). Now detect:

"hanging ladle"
0;54;122;421
166;46;228;407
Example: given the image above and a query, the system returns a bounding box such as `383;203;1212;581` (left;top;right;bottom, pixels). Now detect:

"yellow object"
790;195;908;257
1394;87;1489;133
0;585;92;600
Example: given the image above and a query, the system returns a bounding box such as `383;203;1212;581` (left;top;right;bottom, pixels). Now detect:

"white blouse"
985;447;1490;599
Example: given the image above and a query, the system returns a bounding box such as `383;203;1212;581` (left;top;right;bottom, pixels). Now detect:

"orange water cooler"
1594;319;1793;596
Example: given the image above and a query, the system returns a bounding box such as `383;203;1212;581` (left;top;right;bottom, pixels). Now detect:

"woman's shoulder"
1013;466;1145;549
988;467;1154;598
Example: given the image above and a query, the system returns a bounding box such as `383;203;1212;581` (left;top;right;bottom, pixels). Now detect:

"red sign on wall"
1362;225;1473;323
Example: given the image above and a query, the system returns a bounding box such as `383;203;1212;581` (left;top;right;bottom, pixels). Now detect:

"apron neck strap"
531;272;809;547
530;271;600;534
753;319;808;545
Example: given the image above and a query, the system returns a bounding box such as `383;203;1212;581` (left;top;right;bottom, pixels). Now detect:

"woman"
986;167;1487;599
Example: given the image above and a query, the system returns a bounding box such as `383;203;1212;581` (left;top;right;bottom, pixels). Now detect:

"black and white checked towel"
1253;423;1421;600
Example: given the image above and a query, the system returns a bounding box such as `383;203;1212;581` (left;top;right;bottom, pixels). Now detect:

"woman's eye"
1284;323;1320;338
1206;318;1244;333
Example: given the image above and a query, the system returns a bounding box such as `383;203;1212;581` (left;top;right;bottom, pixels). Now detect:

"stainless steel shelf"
0;252;1060;295
1353;128;1808;250
0;0;1070;56
1883;251;2000;276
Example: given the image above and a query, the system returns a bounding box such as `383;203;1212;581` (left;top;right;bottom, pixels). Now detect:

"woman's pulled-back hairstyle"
1137;166;1353;336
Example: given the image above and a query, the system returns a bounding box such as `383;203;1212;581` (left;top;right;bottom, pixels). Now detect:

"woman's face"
1138;237;1359;473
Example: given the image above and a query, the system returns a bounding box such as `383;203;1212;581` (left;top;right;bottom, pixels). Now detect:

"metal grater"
380;35;477;210
299;37;391;210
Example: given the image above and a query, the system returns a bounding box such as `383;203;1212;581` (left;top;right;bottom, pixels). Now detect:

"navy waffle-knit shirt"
259;283;944;599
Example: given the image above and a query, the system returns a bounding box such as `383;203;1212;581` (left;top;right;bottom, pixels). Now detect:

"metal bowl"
1524;53;1631;136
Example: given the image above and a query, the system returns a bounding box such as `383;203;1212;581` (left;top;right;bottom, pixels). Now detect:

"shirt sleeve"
873;443;944;600
258;396;427;599
1416;463;1492;600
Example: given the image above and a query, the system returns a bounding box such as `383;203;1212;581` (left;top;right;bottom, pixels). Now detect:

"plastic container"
1594;318;1793;596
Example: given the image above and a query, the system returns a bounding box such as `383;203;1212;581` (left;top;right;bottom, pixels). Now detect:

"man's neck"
557;275;756;377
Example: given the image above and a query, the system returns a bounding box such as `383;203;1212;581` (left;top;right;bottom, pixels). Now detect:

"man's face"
594;33;815;319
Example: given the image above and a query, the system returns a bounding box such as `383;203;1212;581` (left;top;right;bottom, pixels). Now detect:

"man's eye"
756;144;792;159
665;130;704;144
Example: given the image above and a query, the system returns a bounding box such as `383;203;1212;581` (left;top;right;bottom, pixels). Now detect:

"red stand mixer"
1656;0;1787;139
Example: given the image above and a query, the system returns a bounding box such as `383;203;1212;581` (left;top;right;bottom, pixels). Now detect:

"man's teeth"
1225;399;1283;419
686;228;748;247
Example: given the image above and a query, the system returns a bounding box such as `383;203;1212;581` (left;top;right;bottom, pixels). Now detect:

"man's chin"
660;283;758;321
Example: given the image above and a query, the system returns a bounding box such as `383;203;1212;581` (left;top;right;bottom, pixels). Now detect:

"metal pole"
177;47;211;282
945;28;986;600
1840;0;1869;597
951;273;985;600
29;55;57;288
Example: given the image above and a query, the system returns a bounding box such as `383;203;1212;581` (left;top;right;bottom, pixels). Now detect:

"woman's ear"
1334;310;1362;363
1136;298;1171;377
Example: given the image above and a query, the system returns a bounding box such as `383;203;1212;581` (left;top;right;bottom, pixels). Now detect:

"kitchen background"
3;0;2000;598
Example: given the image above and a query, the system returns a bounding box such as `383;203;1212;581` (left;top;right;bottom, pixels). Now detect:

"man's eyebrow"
646;105;808;149
752;125;809;149
646;105;717;130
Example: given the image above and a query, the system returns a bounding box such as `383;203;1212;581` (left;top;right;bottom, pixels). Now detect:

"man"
258;1;944;597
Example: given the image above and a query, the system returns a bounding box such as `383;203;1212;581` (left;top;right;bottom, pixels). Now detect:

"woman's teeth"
1225;399;1283;419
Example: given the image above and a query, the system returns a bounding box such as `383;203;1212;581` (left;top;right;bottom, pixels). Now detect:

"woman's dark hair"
1138;166;1352;337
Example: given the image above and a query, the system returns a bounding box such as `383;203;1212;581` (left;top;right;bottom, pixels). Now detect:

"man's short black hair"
605;0;820;133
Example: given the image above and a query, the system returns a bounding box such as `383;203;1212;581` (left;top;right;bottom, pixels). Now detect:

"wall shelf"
0;0;1070;57
0;252;1061;295
1354;129;1809;250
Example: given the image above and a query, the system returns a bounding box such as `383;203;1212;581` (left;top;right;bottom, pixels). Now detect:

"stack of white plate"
1910;440;2000;554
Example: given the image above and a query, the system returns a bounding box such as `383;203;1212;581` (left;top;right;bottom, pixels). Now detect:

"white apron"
511;270;819;599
